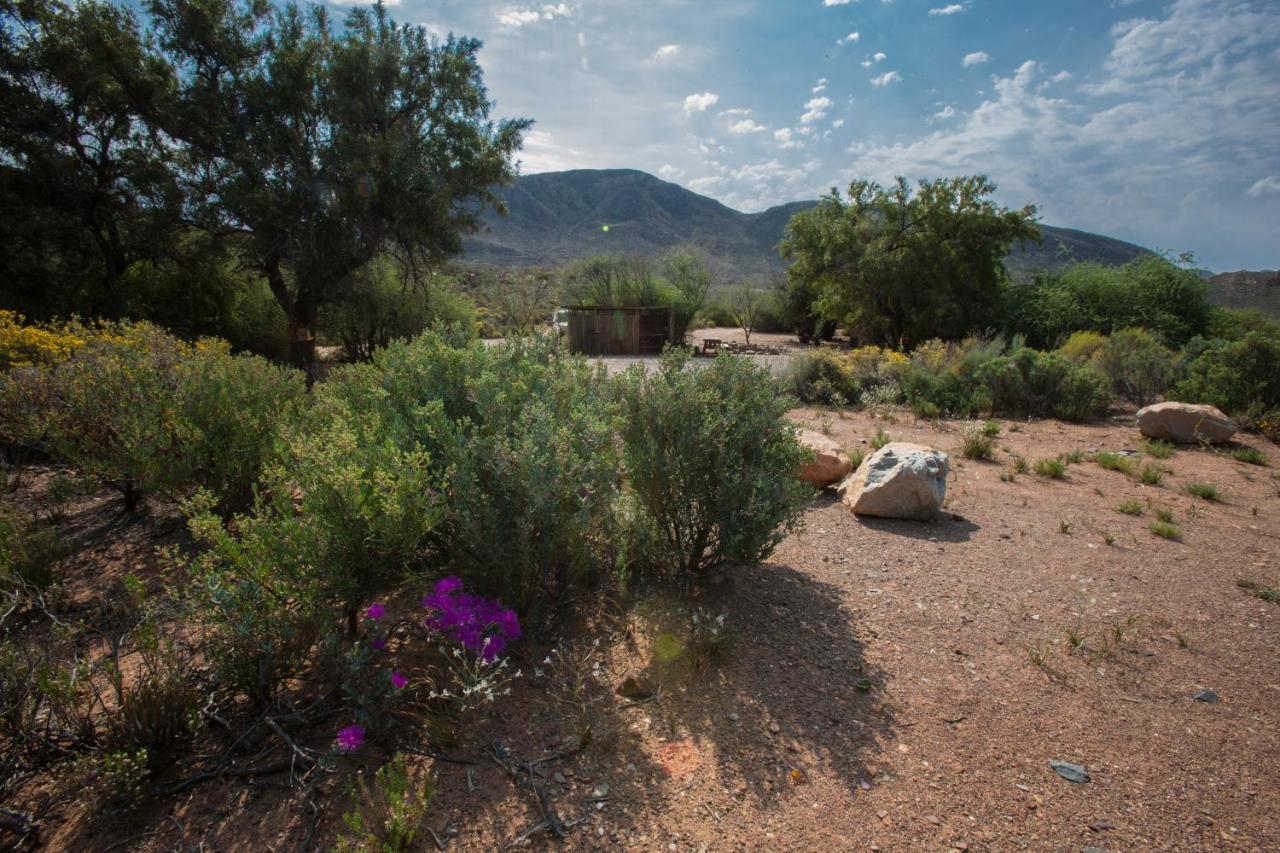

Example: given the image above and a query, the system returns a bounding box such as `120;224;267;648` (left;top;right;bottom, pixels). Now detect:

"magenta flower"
335;725;365;753
366;603;386;621
370;636;386;651
422;576;521;662
391;671;408;689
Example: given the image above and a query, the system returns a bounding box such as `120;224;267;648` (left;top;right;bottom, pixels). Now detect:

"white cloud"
498;4;571;27
800;95;833;123
933;105;956;119
813;78;829;93
774;127;803;149
688;176;726;193
823;0;853;6
728;118;768;134
832;118;845;128
331;0;404;5
718;107;752;116
962;51;990;67
650;44;680;60
838;32;860;44
862;52;886;67
1050;70;1072;83
683;92;720;113
929;4;966;15
1248;175;1280;198
871;70;902;86
658;164;684;180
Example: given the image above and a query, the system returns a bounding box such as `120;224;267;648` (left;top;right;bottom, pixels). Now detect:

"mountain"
1207;270;1280;320
462;168;1153;279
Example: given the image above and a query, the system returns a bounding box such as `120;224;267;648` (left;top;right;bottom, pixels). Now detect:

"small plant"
76;749;151;812
1059;517;1073;534
1150;521;1183;541
540;639;604;748
981;419;1001;438
1137;464;1165;486
1155;507;1175;524
1027;643;1051;668
1183;482;1222;502
959;423;996;460
1064;449;1085;464
1065;627;1088;651
1011;455;1029;475
870;426;891;451
1237;578;1280;605
1231;446;1268;466
1034;457;1067;479
336;753;433;853
1094;452;1137;475
1102;531;1116;546
1172;628;1190;649
848;446;867;470
1117;501;1143;516
1142;439;1175;460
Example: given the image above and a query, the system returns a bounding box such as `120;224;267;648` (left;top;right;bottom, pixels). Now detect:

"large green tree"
780;176;1039;347
0;0;180;320
146;0;528;375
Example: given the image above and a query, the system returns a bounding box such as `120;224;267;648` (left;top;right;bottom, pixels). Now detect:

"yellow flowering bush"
0;311;83;370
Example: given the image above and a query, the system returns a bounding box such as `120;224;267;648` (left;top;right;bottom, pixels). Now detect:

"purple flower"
391;671;408;690
370;636;386;651
335;725;365;753
422;577;520;662
366;603;386;621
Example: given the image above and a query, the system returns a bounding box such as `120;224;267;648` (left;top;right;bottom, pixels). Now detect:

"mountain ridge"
462;168;1157;279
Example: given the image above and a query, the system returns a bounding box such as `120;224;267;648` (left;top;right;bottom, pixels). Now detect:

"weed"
1095;452;1137;475
960;423;996;460
1117;500;1143;516
336;753;432;853
1064;449;1085;464
1183;482;1222;502
1232;446;1268;466
1155;507;1175;523
1237;578;1280;605
1034;457;1067;479
1065;627;1088;650
1142;439;1175;459
1012;455;1029;475
1027;643;1052;668
1171;628;1190;649
1059;517;1073;534
870;426;891;451
848;447;867;471
981;420;1001;438
1149;521;1183;541
1137;464;1165;486
1102;531;1116;546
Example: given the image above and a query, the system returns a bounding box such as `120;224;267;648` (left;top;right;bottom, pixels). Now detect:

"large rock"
1136;402;1237;444
797;429;853;488
839;442;949;520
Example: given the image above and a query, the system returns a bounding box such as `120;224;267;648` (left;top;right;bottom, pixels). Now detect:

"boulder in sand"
839;442;949;520
1136;402;1236;444
797;429;853;488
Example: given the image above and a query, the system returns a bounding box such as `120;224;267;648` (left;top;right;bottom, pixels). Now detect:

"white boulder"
1136;402;1237;444
839;442;949;520
796;429;853;489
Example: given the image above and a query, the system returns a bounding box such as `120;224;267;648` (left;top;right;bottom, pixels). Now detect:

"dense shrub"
0;310;82;370
1057;330;1107;362
614;349;810;582
1171;331;1280;418
1092;328;1178;406
974;347;1109;421
787;348;858;405
0;322;305;512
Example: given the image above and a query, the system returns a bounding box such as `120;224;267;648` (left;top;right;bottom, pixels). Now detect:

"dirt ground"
4;408;1280;852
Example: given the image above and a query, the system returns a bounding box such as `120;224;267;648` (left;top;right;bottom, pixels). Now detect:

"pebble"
728;712;740;722
768;721;781;734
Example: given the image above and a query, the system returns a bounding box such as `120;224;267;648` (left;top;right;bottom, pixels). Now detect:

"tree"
147;0;528;377
730;279;768;346
661;249;715;344
780;176;1039;347
0;0;181;320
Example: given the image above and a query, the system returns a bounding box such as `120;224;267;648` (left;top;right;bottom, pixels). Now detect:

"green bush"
614;349;809;583
1057;330;1107;362
959;423;995;460
1092;328;1178;406
1094;452;1137;475
0;498;65;591
974;347;1109;421
787;348;857;406
1034;457;1067;479
1171;331;1280;419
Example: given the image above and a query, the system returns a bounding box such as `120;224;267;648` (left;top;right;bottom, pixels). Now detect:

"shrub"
0;499;65;591
1138;464;1165;485
1057;330;1107;362
1117;500;1144;516
1149;521;1183;541
336;753;433;853
0;310;82;370
1092;328;1178;406
1172;331;1280;418
981;420;1001;438
1094;452;1137;475
1142;439;1175;459
870;426;891;450
1232;446;1268;466
787;348;857;406
960;423;996;460
975;347;1110;422
615;349;809;583
1034;457;1067;479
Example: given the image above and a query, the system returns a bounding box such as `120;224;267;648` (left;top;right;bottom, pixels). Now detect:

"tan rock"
838;442;949;520
1136;402;1237;444
796;429;853;488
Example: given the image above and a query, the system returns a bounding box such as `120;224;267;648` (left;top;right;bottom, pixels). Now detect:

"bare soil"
4;408;1280;851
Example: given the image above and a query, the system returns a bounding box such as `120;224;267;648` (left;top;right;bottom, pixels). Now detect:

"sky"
331;0;1280;271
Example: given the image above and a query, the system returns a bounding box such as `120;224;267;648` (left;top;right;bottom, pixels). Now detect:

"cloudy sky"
337;0;1279;270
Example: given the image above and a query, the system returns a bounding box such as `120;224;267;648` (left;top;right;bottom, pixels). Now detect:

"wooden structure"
564;306;676;356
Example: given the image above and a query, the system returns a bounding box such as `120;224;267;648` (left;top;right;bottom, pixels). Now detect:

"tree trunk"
264;259;319;386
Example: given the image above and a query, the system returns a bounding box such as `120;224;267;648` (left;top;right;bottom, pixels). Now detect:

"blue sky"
331;0;1280;270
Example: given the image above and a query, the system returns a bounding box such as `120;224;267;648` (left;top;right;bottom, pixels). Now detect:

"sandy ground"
5;408;1280;851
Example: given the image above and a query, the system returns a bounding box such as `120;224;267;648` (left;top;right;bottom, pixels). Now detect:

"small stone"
592;782;610;798
1050;760;1090;783
554;772;566;784
1193;689;1219;704
616;675;656;700
728;712;740;722
768;721;781;734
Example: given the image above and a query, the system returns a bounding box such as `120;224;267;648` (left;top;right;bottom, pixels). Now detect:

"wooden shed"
564;306;676;356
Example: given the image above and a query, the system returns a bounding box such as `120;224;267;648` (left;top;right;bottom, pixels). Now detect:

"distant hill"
1207;270;1280;320
462;168;1153;280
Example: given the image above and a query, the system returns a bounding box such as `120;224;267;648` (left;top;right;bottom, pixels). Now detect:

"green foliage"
1117;500;1144;516
614;349;810;582
1034;457;1067;479
780;175;1038;345
1057;331;1107;362
0;499;64;591
78;749;151;812
0;323;306;512
973;346;1110;422
661;251;716;343
981;420;1001;438
1171;331;1280;418
1092;328;1178;405
1142;439;1175;459
1183;482;1222;502
1231;446;1268;466
870;426;891;451
1137;463;1165;485
336;754;433;853
1155;507;1175;523
787;349;858;406
959;423;995;460
1094;452;1137;475
1237;578;1280;605
1005;255;1211;348
1207;307;1280;342
1149;521;1183;541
